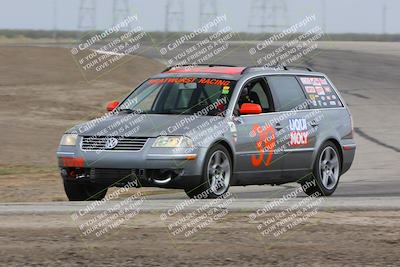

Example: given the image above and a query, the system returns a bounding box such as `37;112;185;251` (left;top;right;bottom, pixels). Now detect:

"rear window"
266;76;307;111
298;76;343;108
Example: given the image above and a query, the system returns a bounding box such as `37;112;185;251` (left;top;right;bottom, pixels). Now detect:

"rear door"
265;75;320;180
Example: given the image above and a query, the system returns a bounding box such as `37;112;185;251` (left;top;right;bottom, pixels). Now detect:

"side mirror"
106;100;119;112
239;103;262;115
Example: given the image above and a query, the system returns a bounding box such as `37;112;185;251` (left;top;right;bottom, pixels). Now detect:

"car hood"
68;113;227;139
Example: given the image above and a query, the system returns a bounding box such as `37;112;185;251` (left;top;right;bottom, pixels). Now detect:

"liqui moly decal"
289;118;308;146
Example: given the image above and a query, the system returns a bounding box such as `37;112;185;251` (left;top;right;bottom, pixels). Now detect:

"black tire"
64;180;108;201
184;144;232;199
301;141;341;197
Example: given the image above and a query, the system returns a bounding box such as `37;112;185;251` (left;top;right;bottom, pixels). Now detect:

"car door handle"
232;116;244;125
310;120;319;127
274;123;283;130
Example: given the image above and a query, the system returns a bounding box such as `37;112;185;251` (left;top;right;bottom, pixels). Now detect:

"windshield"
118;77;236;116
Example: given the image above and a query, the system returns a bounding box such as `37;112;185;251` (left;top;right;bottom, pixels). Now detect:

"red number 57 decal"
251;124;276;167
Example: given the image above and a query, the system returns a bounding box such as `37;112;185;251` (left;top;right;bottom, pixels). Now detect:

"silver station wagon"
57;65;356;200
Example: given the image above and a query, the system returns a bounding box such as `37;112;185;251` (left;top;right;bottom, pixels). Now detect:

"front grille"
81;136;148;151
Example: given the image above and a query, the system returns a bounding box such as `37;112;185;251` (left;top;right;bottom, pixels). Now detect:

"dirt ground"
0;46;165;202
0;211;399;267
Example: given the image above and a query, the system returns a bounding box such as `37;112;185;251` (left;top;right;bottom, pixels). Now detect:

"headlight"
60;134;78;146
152;136;194;148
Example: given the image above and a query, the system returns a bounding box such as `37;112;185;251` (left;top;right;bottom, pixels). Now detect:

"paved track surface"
1;196;399;214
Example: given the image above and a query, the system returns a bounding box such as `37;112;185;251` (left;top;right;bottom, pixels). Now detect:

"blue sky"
0;0;398;33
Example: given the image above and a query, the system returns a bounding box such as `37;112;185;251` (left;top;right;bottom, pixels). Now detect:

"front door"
233;78;284;184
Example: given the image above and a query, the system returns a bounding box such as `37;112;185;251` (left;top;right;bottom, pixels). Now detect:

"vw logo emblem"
104;137;118;149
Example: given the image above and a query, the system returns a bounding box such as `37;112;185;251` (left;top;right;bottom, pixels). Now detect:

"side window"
238;79;273;113
298;76;344;108
250;82;270;111
266;76;307;112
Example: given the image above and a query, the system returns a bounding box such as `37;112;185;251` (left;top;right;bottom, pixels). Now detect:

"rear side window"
266;76;307;111
298;76;343;108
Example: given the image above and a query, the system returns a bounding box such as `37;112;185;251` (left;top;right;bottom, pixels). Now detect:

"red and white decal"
320;78;328;85
311;78;321;86
300;77;312;85
305;86;316;93
315;86;325;95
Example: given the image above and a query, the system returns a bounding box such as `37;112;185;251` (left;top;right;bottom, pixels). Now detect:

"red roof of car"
165;66;245;75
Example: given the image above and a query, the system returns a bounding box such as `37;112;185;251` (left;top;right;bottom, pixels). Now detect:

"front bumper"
56;137;207;188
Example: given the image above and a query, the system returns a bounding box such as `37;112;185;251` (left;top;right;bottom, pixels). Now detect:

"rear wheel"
301;141;341;197
185;144;232;199
63;180;108;201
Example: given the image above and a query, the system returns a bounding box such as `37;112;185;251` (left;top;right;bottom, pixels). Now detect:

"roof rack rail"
240;66;258;74
162;64;237;72
240;65;281;74
282;65;314;72
240;65;315;74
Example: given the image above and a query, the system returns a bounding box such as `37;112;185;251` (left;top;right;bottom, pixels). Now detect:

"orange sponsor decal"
149;78;197;84
198;78;231;86
251;124;276;167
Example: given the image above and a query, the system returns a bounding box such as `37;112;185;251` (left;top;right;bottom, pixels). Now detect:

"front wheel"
64;180;108;201
185;144;232;199
301;141;341;197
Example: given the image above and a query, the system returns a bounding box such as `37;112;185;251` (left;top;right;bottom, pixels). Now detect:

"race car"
57;64;356;200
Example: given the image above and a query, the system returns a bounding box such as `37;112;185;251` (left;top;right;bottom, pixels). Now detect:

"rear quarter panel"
312;107;354;172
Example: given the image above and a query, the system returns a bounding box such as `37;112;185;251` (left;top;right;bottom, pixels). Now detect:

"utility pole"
321;0;326;32
382;3;387;34
248;0;288;33
199;0;218;29
165;0;184;32
78;0;97;32
113;0;131;31
53;0;58;41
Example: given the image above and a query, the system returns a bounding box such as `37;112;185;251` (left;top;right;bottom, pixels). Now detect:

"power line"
165;0;184;32
248;0;288;32
78;0;97;31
